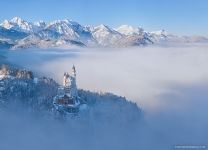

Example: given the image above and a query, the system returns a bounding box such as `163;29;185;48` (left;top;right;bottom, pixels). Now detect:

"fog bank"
1;45;208;149
4;46;208;111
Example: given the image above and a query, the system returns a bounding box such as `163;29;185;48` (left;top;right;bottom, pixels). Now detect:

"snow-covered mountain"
116;25;144;36
0;26;28;42
1;17;35;33
90;24;123;46
0;17;207;49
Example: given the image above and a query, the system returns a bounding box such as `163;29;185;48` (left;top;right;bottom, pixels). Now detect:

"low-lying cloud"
6;45;208;110
1;44;208;149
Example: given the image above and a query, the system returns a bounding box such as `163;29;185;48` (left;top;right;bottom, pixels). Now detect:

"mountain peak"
151;29;168;36
0;20;12;29
49;19;79;26
10;17;25;23
96;24;110;29
63;19;80;26
94;24;115;33
116;25;144;35
34;20;46;27
0;17;27;30
0;17;34;33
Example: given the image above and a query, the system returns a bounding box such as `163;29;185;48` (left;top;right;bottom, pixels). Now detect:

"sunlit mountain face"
0;17;207;50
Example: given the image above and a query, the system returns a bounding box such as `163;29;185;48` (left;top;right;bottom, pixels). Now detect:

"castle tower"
53;65;81;114
62;66;79;105
63;72;70;87
72;65;76;77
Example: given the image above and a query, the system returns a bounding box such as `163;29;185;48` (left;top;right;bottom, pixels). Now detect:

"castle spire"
72;65;76;77
53;65;81;114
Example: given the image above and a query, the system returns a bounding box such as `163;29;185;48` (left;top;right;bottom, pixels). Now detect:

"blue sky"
0;0;207;36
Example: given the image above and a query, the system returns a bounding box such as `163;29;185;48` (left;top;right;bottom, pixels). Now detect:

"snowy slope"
0;26;28;42
90;24;123;46
0;64;141;121
0;17;36;33
0;17;207;49
46;20;95;45
116;25;144;36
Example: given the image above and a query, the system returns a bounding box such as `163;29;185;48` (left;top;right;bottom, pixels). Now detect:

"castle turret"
63;72;70;87
62;66;79;105
72;65;76;77
53;66;82;114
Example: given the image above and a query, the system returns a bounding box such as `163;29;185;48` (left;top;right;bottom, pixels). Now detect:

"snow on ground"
0;75;5;80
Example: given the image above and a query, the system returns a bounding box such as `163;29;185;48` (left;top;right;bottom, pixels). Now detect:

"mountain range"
0;17;207;49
